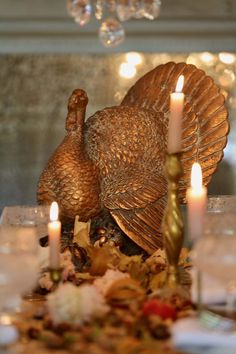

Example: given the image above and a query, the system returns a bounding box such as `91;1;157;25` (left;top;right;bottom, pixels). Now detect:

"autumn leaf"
149;270;167;292
106;278;145;307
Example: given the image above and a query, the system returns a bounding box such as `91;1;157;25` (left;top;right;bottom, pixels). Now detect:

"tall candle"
48;201;61;269
186;162;207;241
167;75;185;154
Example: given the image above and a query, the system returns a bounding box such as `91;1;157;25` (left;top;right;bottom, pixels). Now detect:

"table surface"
4;300;236;354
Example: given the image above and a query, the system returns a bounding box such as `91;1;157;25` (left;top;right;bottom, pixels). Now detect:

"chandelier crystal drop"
67;0;161;48
99;17;125;47
67;0;92;26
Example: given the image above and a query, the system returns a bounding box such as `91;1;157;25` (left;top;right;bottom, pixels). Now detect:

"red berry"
142;299;177;321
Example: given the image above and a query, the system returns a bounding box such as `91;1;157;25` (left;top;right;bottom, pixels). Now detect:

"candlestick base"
49;268;63;288
162;152;184;290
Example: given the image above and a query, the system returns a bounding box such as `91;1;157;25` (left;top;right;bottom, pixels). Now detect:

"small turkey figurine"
37;62;229;254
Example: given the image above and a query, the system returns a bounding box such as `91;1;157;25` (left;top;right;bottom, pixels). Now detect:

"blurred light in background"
126;52;143;66
119;62;137;79
200;52;216;66
219;52;235;65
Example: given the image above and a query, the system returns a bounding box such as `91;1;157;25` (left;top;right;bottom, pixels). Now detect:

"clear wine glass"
0;205;50;301
207;195;236;213
0;205;50;239
0;224;39;345
192;211;236;317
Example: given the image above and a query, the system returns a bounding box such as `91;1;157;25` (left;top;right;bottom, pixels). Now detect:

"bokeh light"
119;62;137;79
219;52;235;65
126;52;143;66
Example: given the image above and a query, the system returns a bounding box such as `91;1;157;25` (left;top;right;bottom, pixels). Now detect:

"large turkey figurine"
37;62;229;254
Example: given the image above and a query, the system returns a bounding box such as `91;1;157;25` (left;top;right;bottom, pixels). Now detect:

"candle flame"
175;75;184;93
191;162;202;191
50;201;59;222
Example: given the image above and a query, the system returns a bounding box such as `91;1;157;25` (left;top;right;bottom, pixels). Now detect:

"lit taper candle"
167;75;185;154
48;201;61;269
186;162;207;240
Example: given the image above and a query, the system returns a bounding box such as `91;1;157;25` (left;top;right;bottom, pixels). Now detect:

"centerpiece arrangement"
16;61;229;352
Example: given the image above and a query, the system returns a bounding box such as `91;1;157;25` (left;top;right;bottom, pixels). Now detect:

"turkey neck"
65;100;87;153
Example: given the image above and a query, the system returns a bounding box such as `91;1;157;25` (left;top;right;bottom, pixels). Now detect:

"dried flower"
47;283;109;325
39;250;76;291
94;269;130;296
145;249;166;273
39;272;53;291
60;249;76;281
106;278;145;307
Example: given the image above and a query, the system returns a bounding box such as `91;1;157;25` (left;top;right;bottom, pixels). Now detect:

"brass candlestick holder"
49;268;63;289
162;152;184;290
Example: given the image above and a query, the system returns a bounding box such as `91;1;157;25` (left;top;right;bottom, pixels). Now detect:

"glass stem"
226;280;236;317
197;269;203;313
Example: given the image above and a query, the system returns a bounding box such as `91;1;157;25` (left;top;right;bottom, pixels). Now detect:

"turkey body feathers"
85;106;168;252
37;133;101;223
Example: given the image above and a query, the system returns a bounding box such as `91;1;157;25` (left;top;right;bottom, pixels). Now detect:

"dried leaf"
149;270;167;292
74;272;96;281
73;216;91;248
117;254;149;287
118;254;143;272
87;246;114;276
115;337;141;354
106;278;145;307
115;334;170;354
145;249;166;273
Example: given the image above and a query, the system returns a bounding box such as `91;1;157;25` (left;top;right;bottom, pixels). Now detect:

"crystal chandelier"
67;0;161;48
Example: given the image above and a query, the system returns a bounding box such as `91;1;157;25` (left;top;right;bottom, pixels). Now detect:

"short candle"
48;201;61;269
167;75;185;154
186;162;207;241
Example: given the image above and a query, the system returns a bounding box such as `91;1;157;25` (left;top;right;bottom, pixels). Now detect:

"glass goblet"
0;205;50;240
0;225;39;344
207;195;236;213
0;205;50;301
192;211;236;317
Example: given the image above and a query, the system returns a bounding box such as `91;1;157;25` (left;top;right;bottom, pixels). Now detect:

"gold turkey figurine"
37;62;229;255
37;89;168;254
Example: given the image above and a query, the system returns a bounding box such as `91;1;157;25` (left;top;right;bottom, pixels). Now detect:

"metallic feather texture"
37;62;229;254
122;61;229;201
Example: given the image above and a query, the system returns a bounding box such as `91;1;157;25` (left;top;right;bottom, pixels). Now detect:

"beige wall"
0;52;236;213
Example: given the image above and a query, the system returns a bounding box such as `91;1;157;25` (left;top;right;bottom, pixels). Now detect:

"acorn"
99;235;108;246
28;327;40;340
96;227;107;236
